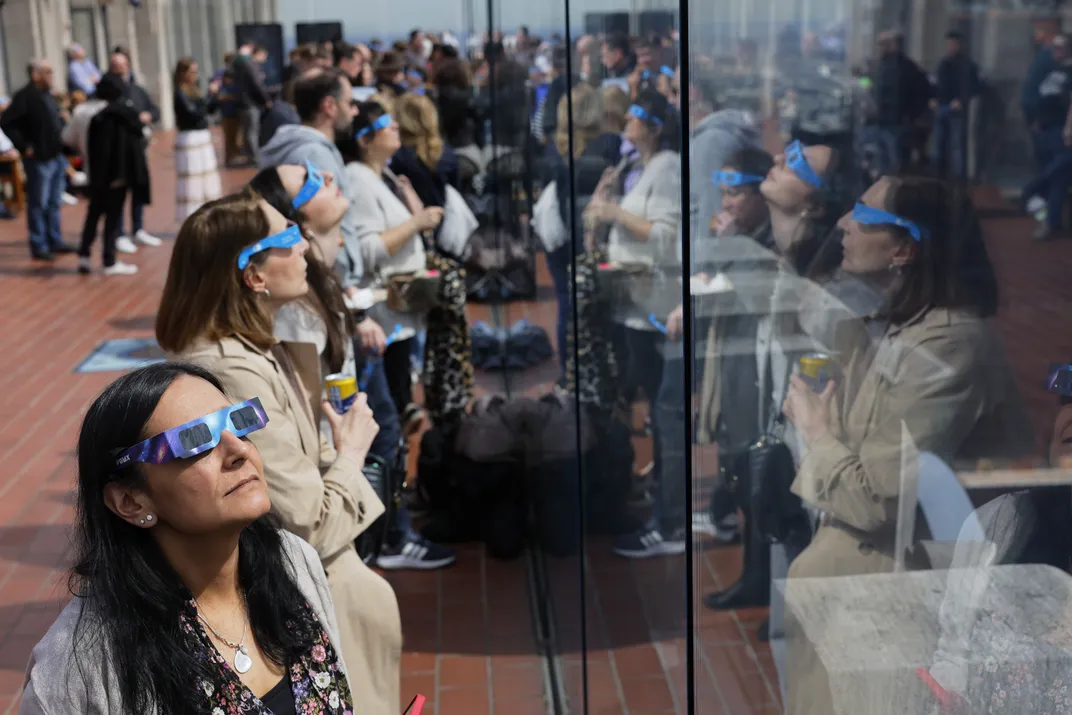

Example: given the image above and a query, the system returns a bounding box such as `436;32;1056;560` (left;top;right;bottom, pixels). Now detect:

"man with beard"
258;68;361;288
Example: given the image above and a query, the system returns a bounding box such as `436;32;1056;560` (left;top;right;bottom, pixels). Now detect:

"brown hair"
173;57;200;98
555;84;602;159
396;93;444;167
880;175;998;321
156;191;276;354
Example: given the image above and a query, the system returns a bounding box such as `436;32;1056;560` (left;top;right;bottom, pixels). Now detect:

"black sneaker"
31;250;56;262
376;534;456;570
613;526;686;559
51;242;77;254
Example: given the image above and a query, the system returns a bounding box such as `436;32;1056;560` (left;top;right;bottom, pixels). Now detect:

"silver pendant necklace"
196;606;253;674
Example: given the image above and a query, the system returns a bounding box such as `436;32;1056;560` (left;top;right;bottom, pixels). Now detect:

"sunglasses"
291;160;324;210
851;203;929;242
237;223;303;270
356;113;392;139
715;170;765;187
627;104;663;126
114;398;268;469
784;140;824;189
1047;364;1072;396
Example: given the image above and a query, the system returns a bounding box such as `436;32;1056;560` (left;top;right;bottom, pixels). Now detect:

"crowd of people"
11;19;1072;715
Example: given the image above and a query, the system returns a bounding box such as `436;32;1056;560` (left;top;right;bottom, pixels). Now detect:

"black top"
173;88;216;132
259;675;296;715
390;144;460;209
0;84;64;160
935;53;980;107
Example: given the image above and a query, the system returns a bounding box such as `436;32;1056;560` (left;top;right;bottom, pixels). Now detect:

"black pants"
382;337;415;418
79;187;128;267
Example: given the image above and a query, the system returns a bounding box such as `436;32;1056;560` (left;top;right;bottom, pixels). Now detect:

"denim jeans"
353;347;412;536
119;196;145;237
1023;137;1072;231
652;339;687;533
23;156;67;254
861;125;904;176
932;108;967;179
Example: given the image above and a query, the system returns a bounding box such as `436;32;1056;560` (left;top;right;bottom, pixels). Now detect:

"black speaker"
637;10;676;38
296;22;343;46
234;23;285;88
585;12;630;37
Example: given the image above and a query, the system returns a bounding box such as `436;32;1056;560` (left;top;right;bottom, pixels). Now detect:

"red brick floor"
0;130;1068;715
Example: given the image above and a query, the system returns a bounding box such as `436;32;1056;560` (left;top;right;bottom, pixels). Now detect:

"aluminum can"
325;373;357;414
799;353;834;391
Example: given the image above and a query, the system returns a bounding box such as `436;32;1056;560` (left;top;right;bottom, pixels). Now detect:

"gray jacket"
259;124;365;288
18;531;347;715
689;108;761;250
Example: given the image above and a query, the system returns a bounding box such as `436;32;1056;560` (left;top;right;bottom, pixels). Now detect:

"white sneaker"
61;192;78;206
135;230;162;247
103;260;138;276
77;256;91;274
116;236;138;254
70;171;88;187
1027;196;1046;214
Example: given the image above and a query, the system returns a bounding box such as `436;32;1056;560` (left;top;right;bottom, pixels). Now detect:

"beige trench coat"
784;307;1033;715
178;334;401;715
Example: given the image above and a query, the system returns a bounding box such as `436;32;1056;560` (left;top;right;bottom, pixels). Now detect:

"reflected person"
781;176;1032;715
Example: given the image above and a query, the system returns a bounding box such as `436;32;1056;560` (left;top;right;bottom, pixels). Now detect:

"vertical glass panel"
689;1;1072;715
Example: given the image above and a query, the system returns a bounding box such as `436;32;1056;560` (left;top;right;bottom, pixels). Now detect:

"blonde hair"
601;86;630;134
555;84;603;159
396;92;444;168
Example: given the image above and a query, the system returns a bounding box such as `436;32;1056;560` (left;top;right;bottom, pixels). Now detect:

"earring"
138;518;145;525
263;288;271;298
146;514;154;522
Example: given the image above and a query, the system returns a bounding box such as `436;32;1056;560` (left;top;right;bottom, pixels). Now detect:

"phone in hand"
403;694;426;715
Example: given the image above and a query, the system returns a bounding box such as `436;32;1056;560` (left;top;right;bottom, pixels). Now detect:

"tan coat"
178;335;401;715
785;307;1033;715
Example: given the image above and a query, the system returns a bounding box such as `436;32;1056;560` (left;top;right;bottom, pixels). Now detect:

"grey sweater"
18;531;347;715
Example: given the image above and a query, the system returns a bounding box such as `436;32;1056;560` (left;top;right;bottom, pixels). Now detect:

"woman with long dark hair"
156;192;402;714
20;362;352;714
250;162;455;570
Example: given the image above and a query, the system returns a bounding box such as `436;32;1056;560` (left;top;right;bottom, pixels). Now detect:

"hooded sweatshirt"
688;108;761;267
259;124;365;287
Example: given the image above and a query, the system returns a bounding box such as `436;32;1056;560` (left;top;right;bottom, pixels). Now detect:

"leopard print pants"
422;252;474;424
563;250;623;413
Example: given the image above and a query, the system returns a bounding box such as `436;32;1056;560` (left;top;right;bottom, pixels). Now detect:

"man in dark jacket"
869;31;932;173
77;73;145;276
107;52;161;254
1022;23;1060;168
232;42;272;159
0;59;75;260
930;30;980;179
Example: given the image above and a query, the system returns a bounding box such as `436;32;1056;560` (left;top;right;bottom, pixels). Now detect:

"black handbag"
354;453;398;564
739;416;811;544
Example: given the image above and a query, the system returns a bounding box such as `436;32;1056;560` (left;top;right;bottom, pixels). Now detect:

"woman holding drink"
781;176;1033;715
156;191;404;715
250;162;455;570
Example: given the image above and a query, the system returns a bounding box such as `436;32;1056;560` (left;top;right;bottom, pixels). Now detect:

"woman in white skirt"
173;57;223;223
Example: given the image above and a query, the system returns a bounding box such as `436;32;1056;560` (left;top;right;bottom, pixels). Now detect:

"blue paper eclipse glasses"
114;398;269;469
627;104;663;126
784;140;824;189
715;170;765;187
356;113;393;139
291;160;324;210
237;223;303;270
851;203;930;243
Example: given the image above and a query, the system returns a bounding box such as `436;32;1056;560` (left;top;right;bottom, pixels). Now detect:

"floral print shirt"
178;599;354;715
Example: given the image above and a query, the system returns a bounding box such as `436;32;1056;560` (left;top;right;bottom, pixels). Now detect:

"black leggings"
382;337;414;418
79;187;128;267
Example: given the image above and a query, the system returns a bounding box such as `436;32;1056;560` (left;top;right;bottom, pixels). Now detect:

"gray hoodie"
689;109;761;245
259;124;364;287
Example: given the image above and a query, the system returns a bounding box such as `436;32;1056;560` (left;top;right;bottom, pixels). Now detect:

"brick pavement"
0;130;1067;715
